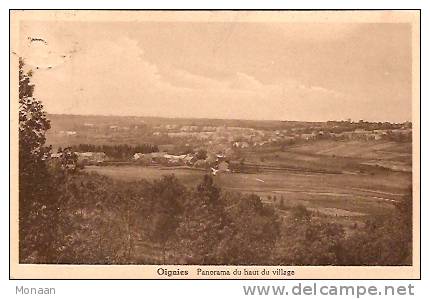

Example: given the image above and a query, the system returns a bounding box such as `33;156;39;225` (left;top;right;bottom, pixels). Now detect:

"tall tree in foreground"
273;205;345;265
175;175;230;264
18;58;54;262
147;175;185;263
221;193;280;264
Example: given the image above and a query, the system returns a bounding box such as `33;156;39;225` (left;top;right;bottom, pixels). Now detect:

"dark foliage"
339;188;413;266
19;58;56;263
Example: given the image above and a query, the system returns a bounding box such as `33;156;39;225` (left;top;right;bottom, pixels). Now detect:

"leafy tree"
50;147;78;174
18;58;55;263
195;149;207;160
175;175;229;264
221;194;280;264
291;204;312;222
278;197;286;210
147;175;185;263
340;187;413;266
54;174;135;264
196;174;220;203
239;158;246;172
274;219;345;265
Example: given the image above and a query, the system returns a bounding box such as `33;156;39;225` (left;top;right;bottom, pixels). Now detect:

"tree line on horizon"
69;143;159;160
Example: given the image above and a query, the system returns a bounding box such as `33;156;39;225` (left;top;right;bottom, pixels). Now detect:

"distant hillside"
47;113;319;130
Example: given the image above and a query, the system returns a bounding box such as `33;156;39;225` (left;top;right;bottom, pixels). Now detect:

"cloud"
229;72;263;90
29;35;348;120
163;68;223;90
158;66;348;120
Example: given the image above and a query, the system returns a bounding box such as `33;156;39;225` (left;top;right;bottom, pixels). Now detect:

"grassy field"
83;139;411;225
289;140;411;160
85;164;410;218
289;140;412;171
242;140;412;174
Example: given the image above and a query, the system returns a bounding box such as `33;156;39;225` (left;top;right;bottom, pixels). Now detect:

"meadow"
85;162;409;219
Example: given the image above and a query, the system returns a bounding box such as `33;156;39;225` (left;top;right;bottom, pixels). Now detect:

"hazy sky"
19;19;412;122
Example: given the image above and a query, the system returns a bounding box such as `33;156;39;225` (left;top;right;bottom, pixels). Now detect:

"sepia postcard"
10;10;420;279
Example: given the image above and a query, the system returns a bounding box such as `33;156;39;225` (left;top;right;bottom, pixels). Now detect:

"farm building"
133;153;146;160
50;153;62;159
233;141;250;148
300;133;317;141
75;152;107;165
